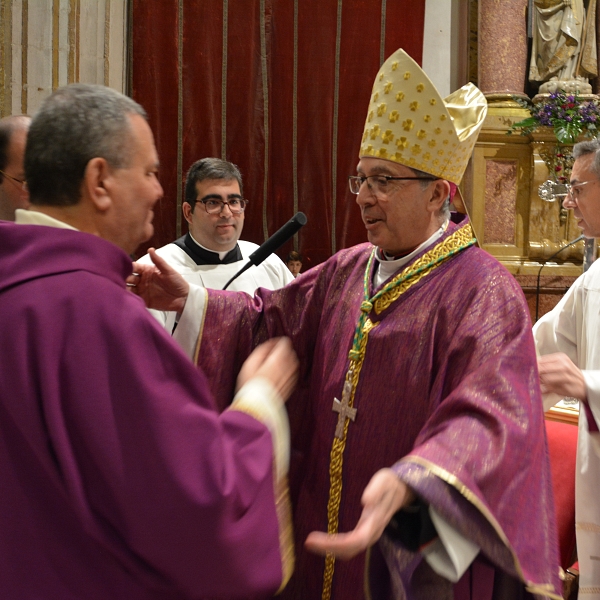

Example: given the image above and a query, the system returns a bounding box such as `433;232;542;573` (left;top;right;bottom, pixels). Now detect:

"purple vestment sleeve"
197;220;560;600
0;222;291;600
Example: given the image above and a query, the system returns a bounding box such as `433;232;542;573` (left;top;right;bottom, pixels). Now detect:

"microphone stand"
535;235;585;322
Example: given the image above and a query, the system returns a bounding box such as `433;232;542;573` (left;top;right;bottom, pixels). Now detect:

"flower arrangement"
508;91;600;144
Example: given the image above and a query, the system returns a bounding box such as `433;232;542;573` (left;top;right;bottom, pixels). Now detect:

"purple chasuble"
197;218;560;600
0;222;289;600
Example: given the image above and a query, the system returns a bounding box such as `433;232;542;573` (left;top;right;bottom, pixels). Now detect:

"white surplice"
138;237;294;331
534;258;600;597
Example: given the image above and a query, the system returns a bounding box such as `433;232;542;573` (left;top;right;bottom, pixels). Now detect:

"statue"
529;0;598;94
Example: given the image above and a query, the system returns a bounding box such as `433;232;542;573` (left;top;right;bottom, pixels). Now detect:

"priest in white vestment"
533;137;600;598
138;157;293;332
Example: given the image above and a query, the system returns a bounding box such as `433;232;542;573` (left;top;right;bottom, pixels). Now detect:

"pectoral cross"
332;379;357;439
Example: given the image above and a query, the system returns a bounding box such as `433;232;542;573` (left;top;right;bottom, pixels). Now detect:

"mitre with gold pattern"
360;48;487;184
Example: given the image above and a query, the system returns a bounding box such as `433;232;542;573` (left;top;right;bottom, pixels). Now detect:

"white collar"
15;208;78;230
188;232;237;261
373;221;448;288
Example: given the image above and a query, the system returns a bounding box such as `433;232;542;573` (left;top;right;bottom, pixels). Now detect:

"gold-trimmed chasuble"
320;223;477;600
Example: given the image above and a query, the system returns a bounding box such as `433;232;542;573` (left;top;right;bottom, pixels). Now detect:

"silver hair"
409;166;451;221
26;83;147;206
572;138;600;177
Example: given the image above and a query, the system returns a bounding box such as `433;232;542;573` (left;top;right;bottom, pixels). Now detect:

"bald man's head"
0;115;30;220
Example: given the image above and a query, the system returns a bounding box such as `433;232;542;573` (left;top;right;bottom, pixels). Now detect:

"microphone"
222;212;307;290
535;234;585;322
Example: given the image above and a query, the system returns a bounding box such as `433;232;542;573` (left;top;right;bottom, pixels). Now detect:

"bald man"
0;115;30;221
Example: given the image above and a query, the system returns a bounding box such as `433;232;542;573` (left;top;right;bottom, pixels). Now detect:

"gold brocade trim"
228;404;295;592
580;587;600;594
322;318;378;600
404;456;561;600
274;478;295;593
374;223;476;315
193;287;209;366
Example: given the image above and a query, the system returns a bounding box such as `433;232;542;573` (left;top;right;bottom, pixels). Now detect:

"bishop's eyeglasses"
348;175;438;196
197;196;248;215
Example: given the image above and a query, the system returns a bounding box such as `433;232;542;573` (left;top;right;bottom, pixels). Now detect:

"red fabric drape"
132;1;426;265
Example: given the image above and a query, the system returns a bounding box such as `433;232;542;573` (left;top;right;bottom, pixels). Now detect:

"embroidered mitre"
360;48;488;184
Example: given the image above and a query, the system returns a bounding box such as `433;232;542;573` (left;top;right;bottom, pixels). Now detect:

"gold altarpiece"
469;101;587;320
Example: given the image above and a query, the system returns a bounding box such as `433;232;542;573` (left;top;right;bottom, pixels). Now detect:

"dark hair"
184;158;243;211
25;84;146;206
573;138;600;177
286;251;302;263
0;116;30;183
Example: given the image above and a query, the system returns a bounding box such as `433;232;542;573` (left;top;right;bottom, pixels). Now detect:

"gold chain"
322;318;377;600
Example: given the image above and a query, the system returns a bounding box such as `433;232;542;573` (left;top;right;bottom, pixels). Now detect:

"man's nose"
355;186;376;208
563;193;576;210
219;202;234;216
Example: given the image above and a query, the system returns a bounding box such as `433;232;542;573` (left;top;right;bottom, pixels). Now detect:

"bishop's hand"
304;468;415;560
128;248;190;313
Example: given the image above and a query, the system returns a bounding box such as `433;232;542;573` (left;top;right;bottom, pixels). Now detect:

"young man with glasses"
139;157;292;332
534;137;600;596
135;49;560;599
0;115;30;221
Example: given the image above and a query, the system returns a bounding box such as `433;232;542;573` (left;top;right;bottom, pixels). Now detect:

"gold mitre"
360;49;487;184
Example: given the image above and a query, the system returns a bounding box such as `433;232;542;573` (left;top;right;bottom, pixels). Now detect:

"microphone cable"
534;235;585;322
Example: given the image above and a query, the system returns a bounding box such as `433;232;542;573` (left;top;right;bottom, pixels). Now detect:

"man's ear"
182;201;194;224
427;179;451;213
84;157;112;212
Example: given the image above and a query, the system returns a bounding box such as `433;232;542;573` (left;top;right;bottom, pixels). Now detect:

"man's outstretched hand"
128;248;190;313
305;468;415;560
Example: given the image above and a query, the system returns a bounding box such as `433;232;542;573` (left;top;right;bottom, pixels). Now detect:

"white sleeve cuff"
421;507;479;582
583;370;600;420
229;376;290;481
172;284;207;361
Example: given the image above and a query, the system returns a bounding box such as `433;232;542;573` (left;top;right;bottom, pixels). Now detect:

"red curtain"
132;0;426;265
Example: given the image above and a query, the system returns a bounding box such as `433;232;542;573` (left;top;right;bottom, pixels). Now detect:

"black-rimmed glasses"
198;197;248;215
348;175;438;196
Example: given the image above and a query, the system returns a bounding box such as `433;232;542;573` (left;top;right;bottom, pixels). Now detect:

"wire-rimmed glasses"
348;175;438;196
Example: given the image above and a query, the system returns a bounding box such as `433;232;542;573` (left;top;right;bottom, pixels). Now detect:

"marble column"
478;0;528;99
596;0;600;94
